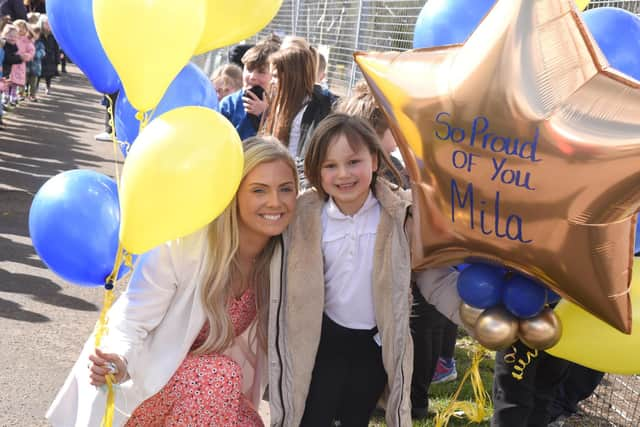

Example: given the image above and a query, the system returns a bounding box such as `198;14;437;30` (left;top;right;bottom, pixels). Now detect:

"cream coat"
46;229;276;427
268;181;463;427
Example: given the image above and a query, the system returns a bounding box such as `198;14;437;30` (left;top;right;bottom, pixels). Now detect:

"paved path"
0;66;122;426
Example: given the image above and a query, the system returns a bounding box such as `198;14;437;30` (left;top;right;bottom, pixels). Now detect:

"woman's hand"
242;90;268;116
88;348;127;386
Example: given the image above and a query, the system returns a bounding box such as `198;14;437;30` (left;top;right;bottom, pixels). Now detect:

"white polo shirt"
321;191;380;330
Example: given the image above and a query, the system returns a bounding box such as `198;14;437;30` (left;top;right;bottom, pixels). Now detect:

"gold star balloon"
355;0;640;333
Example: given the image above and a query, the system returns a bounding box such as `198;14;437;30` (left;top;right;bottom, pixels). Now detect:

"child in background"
1;24;21;107
26;25;43;101
269;114;464;426
219;37;280;140
40;17;59;95
0;37;5;129
11;19;35;103
211;63;242;101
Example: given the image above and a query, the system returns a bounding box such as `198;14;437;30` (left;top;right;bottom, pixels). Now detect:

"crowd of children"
0;11;59;130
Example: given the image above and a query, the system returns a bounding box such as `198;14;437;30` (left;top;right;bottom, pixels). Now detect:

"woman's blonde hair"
262;46;317;145
193;136;298;355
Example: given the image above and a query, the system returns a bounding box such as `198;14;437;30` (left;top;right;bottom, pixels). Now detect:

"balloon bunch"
29;0;283;288
457;264;562;351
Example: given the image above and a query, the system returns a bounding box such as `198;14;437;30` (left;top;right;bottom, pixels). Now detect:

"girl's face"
320;134;378;216
17;25;27;36
237;159;297;242
4;29;17;43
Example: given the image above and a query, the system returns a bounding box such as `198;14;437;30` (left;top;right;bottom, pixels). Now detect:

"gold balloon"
355;0;640;334
518;308;562;351
459;303;485;330
474;307;518;351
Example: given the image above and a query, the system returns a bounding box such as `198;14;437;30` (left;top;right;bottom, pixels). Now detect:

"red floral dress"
125;289;264;427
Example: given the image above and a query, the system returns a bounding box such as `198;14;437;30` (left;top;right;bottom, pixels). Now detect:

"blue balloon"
413;0;495;49
29;170;127;286
457;263;505;309
503;275;546;319
47;0;120;93
456;263;472;271
115;63;219;156
546;289;561;305
582;7;640;81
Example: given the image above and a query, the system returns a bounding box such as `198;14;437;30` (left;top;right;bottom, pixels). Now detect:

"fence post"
347;0;364;96
293;0;300;36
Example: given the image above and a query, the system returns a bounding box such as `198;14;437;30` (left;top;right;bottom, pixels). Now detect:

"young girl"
211;63;243;101
26;26;43;101
268;114;464;426
39;17;59;95
47;138;299;426
261;44;333;163
10;20;35;103
1;24;21;106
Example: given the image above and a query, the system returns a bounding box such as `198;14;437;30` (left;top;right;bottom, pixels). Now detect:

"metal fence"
194;0;640;96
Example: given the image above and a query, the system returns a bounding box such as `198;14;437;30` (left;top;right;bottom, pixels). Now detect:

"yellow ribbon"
95;95;139;427
135;109;154;134
434;343;492;427
94;244;126;427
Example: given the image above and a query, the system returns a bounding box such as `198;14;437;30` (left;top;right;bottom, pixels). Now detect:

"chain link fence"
194;0;640;96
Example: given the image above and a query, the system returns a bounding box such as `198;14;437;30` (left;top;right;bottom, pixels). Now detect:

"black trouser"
409;284;449;411
492;340;570;426
441;317;457;360
547;363;603;421
301;314;387;427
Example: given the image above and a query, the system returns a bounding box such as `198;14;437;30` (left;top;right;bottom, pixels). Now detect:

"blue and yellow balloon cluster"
29;0;283;287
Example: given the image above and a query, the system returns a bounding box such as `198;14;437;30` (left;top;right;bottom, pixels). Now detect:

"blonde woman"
47;138;298;426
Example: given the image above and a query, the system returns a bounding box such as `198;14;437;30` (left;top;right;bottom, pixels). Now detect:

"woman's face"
237;159;297;241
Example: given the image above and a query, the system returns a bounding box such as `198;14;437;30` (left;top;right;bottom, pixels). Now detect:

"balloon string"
106;95;121;189
135;109;154;133
434;343;492;427
94;242;125;427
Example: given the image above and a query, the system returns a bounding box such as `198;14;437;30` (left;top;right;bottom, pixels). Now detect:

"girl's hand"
87;348;127;386
242;90;268;116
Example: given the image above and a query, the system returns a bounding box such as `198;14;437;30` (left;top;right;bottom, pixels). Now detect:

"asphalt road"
0;66;121;426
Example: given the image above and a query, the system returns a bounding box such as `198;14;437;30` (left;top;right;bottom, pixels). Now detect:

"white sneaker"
95;132;112;142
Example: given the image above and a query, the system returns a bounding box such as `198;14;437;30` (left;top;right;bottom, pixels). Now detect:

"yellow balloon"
119;107;243;254
93;0;207;112
575;0;589;11
194;0;283;55
548;257;640;374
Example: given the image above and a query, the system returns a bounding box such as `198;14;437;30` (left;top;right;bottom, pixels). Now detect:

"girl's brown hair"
303;113;403;200
261;46;317;145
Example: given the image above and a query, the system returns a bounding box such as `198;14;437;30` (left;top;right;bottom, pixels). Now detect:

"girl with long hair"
261;45;333;163
47;138;298;426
